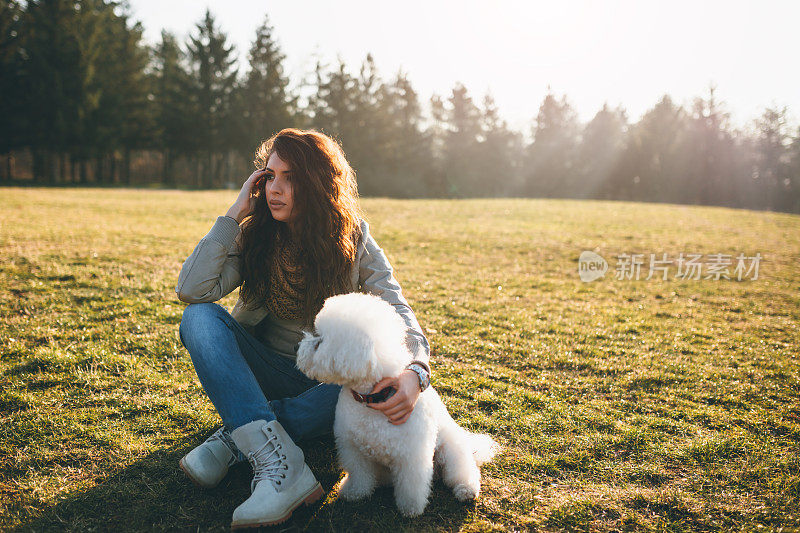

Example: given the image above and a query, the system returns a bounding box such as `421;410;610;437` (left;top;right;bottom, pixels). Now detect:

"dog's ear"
296;330;325;378
340;333;380;385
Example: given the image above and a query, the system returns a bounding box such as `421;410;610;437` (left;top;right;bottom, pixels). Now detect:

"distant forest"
2;1;799;213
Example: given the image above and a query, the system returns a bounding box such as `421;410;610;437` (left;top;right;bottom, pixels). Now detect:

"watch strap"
408;359;430;375
406;362;430;392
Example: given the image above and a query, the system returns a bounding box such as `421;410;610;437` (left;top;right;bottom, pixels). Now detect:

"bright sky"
127;0;800;135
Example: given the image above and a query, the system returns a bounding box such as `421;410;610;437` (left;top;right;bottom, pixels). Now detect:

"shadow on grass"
12;431;473;532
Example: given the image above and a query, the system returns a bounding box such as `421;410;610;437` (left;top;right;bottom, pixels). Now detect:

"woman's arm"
358;222;431;367
175;215;243;303
175;168;266;304
358;221;432;425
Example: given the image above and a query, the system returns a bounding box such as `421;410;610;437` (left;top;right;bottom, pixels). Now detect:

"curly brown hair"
239;128;366;326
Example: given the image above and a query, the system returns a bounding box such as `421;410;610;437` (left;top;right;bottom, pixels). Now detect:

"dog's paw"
339;474;374;501
395;487;429;517
453;483;479;501
396;499;426;517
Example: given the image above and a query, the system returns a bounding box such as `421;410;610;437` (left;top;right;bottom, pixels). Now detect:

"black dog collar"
351;386;396;404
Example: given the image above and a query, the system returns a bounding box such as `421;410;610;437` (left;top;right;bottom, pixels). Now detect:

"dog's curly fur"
295;292;500;517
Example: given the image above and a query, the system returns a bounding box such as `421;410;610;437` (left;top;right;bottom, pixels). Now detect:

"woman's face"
264;152;297;227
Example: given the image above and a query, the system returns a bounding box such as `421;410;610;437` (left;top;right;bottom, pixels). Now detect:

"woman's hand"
226;168;268;223
366;369;421;425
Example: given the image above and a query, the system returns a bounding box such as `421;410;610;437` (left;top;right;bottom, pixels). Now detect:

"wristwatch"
406;361;430;392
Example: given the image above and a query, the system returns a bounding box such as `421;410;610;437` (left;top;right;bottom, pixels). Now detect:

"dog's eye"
312;337;323;350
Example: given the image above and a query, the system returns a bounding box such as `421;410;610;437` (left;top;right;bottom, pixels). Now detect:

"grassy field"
1;187;799;532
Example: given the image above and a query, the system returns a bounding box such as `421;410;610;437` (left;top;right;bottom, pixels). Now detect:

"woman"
175;128;431;529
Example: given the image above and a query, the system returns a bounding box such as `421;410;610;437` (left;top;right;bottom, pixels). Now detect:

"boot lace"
207;427;246;466
247;431;288;493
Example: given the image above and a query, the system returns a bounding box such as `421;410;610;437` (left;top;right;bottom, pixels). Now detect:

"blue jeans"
177;302;341;442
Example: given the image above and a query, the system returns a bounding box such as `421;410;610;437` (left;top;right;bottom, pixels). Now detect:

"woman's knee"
178;302;228;346
271;384;341;441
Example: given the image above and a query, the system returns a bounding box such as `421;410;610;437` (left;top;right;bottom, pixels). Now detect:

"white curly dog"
295;292;499;517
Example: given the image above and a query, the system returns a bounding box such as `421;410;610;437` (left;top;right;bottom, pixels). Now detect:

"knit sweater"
175;215;431;365
253;313;306;360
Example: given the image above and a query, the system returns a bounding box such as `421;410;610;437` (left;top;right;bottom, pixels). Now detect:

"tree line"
2;0;799;213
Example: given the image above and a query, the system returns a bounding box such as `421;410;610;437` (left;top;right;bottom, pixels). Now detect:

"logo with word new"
577;250;761;282
578;251;608;282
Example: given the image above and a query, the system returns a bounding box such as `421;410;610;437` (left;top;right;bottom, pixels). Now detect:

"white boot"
229;419;324;529
179;426;245;489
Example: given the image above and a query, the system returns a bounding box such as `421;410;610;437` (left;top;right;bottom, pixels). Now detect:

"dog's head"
296;292;411;390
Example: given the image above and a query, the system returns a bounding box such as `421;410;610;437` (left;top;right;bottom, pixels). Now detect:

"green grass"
1;187;799;531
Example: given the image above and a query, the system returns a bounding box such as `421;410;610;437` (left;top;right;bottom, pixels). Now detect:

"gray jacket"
175;215;430;365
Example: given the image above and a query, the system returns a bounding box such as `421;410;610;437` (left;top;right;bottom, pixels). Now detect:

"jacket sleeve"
358;222;431;368
175;215;243;304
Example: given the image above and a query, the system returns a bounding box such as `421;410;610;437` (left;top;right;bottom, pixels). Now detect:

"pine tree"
443;82;482;197
477;92;524;197
626;95;686;202
350;54;392;195
308;56;355;136
307;56;371;187
0;0;24;180
425;93;448;197
576;103;628;199
525;89;580;198
152;30;193;186
240;14;295;157
115;12;153;184
86;0;152;184
72;0;116;183
379;69;431;197
787;127;800;213
185;9;239;188
754;106;792;211
18;0;82;183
